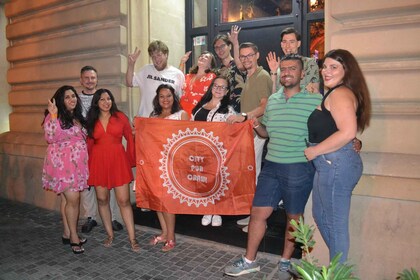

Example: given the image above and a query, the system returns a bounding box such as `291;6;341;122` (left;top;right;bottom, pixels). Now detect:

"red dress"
88;111;135;189
180;72;216;116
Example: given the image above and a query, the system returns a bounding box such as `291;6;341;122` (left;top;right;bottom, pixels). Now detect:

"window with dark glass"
220;0;292;23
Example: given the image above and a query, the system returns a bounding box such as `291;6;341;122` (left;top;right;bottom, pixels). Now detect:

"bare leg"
282;213;302;259
162;212;176;241
61;190;81;244
95;186;113;238
245;206;273;261
156;211;168;239
61;195;70;238
114;184;136;241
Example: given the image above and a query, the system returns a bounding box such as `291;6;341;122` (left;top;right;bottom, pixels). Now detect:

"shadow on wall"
0;152;59;211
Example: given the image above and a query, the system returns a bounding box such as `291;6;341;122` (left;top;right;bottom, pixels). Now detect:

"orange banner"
135;117;256;215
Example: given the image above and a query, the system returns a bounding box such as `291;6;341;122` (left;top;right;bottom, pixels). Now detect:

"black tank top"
194;107;210;121
307;84;343;143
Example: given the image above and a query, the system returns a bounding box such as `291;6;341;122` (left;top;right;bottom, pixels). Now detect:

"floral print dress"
42;114;89;194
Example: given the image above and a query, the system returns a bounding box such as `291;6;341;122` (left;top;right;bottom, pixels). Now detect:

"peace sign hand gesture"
128;47;141;66
47;98;58;116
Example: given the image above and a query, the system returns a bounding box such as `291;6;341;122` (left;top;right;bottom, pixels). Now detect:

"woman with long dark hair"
42;85;89;254
86;89;139;252
192;76;236;227
149;84;189;252
304;49;371;262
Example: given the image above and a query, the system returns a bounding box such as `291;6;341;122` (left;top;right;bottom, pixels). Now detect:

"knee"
250;208;272;222
117;198;130;208
97;197;109;206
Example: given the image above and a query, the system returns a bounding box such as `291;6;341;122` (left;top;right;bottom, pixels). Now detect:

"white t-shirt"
78;92;94;118
132;64;185;117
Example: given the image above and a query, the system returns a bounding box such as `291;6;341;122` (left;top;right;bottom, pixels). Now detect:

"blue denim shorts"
252;160;315;214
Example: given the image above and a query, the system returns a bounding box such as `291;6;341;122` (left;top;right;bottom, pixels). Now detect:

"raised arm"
228;25;245;72
126;47;141;87
266;51;280;93
178;51;192;73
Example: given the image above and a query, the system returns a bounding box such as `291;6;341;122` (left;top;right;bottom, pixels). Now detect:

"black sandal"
70;243;85;254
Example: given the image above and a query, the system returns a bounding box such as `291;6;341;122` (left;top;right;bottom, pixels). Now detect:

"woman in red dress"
180;51;217;116
86;89;139;252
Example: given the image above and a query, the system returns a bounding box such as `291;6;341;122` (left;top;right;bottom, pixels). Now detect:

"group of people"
42;67;140;254
41;23;371;279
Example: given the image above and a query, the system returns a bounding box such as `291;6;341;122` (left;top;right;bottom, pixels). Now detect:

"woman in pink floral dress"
42;85;89;254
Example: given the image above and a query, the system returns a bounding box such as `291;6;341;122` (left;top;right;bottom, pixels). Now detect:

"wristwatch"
241;112;248;121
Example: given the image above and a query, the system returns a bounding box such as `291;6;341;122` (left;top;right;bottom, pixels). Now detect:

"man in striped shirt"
225;54;322;278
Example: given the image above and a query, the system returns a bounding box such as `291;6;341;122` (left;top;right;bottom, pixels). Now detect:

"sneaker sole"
224;267;260;276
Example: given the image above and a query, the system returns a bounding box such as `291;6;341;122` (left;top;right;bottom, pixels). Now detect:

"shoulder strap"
321;83;343;111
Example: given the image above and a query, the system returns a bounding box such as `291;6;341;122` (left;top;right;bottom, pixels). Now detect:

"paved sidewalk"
0;198;292;280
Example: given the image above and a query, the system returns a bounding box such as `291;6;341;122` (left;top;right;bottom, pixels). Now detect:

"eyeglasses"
213;85;228;91
239;53;256;61
214;44;227;51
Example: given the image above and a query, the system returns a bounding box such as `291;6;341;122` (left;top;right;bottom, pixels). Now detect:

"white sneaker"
237;216;250;226
211;215;222;226
201;215;212;226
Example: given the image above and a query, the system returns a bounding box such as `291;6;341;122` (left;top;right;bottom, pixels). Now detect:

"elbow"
341;129;357;143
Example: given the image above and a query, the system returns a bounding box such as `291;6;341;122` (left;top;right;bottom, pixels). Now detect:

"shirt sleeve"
304;57;320;84
43;114;63;144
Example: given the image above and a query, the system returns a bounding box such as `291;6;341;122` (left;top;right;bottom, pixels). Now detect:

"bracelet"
51;113;57;119
253;125;260;129
270;72;277;75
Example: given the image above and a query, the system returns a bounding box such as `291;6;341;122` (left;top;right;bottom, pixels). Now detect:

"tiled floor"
0;198;297;280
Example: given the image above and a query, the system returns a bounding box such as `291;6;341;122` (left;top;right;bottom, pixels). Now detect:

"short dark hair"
80;65;97;75
239;42;258;53
213;34;232;49
280;27;301;41
280;54;304;70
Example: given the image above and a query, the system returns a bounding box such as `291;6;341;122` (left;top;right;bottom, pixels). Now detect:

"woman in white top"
149;84;189;252
192;76;236;226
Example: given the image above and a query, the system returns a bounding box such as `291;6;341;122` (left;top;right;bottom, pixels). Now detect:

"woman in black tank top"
303;49;371;263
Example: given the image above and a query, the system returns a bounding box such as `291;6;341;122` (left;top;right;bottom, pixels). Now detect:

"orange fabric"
135;117;256;215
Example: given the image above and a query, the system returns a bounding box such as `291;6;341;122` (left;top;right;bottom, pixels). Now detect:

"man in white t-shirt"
126;40;185;117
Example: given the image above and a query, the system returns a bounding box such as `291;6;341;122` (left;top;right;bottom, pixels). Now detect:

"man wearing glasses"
126;40;185;117
227;26;273;232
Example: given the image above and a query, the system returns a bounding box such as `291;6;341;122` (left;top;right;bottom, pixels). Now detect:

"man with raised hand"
126;40;185;117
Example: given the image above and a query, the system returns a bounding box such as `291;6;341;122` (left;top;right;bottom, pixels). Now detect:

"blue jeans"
311;141;363;263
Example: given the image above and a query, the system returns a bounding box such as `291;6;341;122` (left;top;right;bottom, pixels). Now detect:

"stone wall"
0;0;186;213
0;0;129;209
